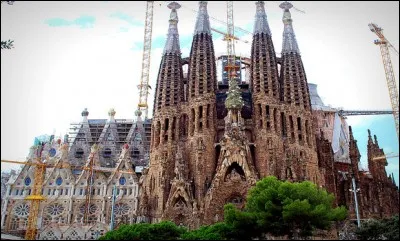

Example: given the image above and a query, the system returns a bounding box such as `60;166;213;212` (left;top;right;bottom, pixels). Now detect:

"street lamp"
338;170;361;228
94;230;100;239
350;175;361;228
109;185;117;231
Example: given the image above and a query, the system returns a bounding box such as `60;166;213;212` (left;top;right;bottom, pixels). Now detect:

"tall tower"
142;1;184;223
250;1;281;178
278;1;319;183
279;1;310;110
186;1;217;210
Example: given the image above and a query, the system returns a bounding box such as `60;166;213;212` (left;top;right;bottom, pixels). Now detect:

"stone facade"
138;1;399;229
1;109;148;239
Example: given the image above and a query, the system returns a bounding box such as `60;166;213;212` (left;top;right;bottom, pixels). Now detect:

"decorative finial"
194;1;211;35
108;108;116;117
253;1;272;36
168;1;181;10
135;109;142;117
164;1;181;55
168;1;181;22
81;108;89;117
280;1;299;54
225;77;244;110
279;1;293;10
373;135;378;145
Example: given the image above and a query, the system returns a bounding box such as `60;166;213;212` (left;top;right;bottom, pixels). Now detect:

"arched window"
49;148;57;157
75;148;84;158
119;176;126;185
103;148;112;158
24;177;31;186
56;177;63;186
131;148;140;159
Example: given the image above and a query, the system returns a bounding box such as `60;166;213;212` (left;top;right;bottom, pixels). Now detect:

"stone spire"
368;129;373;144
188;0;217;99
81;108;89;122
250;1;280;99
163;2;181;55
280;1;300;54
279;1;310;110
253;1;271;36
194;1;211;35
153;1;184;112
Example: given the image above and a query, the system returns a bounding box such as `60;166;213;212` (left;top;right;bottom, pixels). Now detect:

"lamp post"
94;230;100;239
350;175;361;228
338;170;361;228
109;185;117;231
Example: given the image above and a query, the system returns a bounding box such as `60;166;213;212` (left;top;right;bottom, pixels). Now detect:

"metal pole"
110;185;116;231
352;176;361;228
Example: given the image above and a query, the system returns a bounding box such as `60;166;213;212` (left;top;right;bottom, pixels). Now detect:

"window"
24;177;31;186
119;176;126;185
75;148;84;158
80;189;83;195
65;189;68;196
60;189;63;195
56;177;63;186
103;148;112;158
48;189;51;195
16;189;19;195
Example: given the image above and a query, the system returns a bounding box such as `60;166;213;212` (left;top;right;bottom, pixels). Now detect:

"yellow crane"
2;155;46;240
369;23;399;141
137;1;154;119
372;153;399;161
1;152;136;239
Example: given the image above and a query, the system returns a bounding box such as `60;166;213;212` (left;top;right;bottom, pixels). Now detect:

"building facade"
1;109;149;240
1;1;398;238
137;1;399;229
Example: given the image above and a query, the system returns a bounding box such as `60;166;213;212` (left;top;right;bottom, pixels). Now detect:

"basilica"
1;1;398;239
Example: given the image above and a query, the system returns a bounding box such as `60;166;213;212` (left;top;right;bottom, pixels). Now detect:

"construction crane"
0;147;48;240
137;1;154;119
368;23;399;141
225;1;238;83
372;153;399;161
338;110;393;116
210;27;249;43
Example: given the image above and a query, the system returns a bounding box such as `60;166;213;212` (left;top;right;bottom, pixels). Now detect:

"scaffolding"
67;119;152;168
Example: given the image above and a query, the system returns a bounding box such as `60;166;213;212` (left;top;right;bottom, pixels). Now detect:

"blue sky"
1;1;399;185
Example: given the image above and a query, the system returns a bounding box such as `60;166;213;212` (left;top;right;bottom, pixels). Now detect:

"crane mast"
368;23;399;141
24;152;46;240
225;1;238;84
137;1;154;119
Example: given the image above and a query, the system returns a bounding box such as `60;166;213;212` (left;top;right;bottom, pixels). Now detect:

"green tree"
242;176;347;239
181;222;234;240
1;1;15;50
355;215;399;240
98;221;187;240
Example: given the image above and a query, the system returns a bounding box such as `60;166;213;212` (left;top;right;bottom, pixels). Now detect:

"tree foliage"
181;222;234;240
1;1;15;50
242;176;347;239
98;221;187;240
1;40;14;49
355;215;399;240
98;177;347;240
